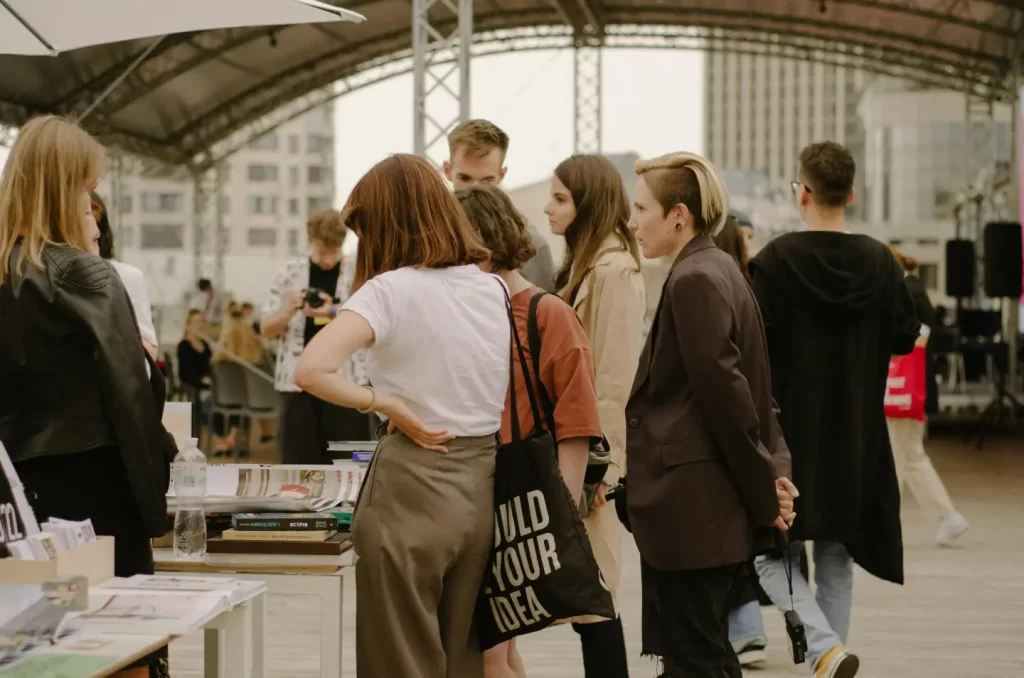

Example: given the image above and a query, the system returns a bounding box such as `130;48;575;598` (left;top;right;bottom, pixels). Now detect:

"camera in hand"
304;287;328;309
784;609;807;664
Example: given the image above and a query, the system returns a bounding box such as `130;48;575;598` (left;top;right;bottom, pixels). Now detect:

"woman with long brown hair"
0;116;175;678
295;154;509;678
543;154;645;676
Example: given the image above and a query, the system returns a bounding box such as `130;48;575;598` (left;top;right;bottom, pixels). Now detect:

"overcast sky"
0;48;704;202
334;48;704;200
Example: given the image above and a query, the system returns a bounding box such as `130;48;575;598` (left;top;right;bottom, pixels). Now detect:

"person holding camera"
260;209;369;464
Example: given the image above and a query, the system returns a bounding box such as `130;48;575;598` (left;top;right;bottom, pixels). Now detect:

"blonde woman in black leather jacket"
0;116;176;678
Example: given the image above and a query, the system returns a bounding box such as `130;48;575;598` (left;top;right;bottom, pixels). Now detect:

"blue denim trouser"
727;600;766;650
755;540;854;670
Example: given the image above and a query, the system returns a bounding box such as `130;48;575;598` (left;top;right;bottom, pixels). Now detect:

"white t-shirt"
111;260;158;346
343;265;510;437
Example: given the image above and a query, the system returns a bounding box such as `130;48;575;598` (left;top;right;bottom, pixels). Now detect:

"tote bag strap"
526;291;558;437
497;280;545;443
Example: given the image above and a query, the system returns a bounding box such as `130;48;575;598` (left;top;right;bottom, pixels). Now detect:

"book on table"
220;529;336;542
207;531;352;556
230;512;336;531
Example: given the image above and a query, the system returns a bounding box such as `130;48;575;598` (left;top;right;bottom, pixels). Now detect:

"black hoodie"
749;230;920;585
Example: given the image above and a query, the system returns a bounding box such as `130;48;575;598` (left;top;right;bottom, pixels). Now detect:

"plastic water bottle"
172;437;207;560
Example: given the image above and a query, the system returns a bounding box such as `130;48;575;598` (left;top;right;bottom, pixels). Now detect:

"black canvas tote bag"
475;287;615;650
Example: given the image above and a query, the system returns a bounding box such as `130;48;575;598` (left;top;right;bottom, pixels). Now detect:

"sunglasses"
790;182;812;197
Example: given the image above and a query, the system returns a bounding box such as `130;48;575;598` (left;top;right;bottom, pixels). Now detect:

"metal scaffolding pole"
192;172;203;283
213;163;227;290
964;93;999;302
110;154;125;255
573;42;602;154
412;0;473;168
191;169;221;284
1007;63;1021;388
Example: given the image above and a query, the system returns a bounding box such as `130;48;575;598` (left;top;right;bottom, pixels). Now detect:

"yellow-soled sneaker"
814;645;860;678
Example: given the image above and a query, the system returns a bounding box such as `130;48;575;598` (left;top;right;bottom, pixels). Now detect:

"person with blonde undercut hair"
624;151;795;678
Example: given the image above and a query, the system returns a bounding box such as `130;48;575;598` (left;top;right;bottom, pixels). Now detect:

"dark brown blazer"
625;235;791;572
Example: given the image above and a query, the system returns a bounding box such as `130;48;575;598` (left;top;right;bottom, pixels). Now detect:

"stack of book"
207;513;351;556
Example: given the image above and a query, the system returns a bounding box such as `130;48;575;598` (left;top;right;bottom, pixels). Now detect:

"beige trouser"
886;417;956;518
563;500;621;624
352;432;496;678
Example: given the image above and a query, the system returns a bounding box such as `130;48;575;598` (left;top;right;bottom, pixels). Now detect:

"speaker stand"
966;373;1023;450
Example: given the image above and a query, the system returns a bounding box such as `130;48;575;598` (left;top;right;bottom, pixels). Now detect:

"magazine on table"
69;589;232;636
100;575;266;608
0;578;89;666
167;464;351;512
0;630;167;678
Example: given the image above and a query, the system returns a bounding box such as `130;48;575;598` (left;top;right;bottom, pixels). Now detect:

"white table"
0;590;263;678
154;548;354;678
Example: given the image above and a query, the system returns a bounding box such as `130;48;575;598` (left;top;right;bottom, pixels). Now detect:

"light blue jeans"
728;599;767;650
755;540;854;670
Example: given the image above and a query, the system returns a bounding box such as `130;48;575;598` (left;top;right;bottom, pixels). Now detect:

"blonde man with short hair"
445;119;556;292
260;209;369;462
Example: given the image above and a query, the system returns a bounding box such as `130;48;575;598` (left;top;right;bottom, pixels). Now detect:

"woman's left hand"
378;393;455;453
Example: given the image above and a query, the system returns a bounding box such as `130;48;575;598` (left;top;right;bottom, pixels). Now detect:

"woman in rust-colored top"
457;185;603;678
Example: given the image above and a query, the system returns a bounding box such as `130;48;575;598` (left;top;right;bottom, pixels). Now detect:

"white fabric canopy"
0;0;364;56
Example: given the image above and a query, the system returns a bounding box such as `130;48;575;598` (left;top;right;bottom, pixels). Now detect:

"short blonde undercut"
635;151;729;236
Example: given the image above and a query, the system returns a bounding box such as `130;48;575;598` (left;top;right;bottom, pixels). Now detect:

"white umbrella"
0;0;365;56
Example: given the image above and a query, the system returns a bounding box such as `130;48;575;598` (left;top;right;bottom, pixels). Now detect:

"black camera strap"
782;532;796;610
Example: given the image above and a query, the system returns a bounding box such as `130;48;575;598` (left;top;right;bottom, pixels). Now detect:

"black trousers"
644;563;745;678
279;391;374;465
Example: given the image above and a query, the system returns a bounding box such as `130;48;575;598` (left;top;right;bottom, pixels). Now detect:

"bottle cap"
187;438;199;447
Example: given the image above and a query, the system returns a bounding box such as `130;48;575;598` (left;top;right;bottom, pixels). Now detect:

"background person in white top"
91;192;158;360
295;154;509;678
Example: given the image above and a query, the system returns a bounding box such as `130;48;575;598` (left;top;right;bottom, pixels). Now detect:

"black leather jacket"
0;243;175;537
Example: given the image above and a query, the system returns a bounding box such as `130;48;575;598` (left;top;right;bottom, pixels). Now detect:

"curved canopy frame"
0;0;1020;168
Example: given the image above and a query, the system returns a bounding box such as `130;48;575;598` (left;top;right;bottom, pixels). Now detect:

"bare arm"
557;437;589;506
259;267;303;340
295;310;376;409
260;303;297;340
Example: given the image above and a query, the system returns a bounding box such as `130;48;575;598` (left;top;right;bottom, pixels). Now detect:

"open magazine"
168;463;360;513
101;575;265;608
0;578;88;667
66;575;265;636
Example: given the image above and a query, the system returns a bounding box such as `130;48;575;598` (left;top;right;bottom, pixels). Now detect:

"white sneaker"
736;645;767;667
936;512;969;546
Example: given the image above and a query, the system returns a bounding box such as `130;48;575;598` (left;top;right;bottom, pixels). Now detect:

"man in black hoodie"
748;142;920;678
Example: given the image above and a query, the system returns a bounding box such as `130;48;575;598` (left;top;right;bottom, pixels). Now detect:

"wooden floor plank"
169;434;1024;677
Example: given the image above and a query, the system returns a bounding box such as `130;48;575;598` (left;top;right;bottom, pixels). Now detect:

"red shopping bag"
884;344;926;420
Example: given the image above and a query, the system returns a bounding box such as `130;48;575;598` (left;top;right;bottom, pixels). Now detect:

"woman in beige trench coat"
544;154;646;677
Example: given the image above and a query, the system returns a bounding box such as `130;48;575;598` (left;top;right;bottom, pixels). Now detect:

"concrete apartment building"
96;100;337;327
703;51;869;214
